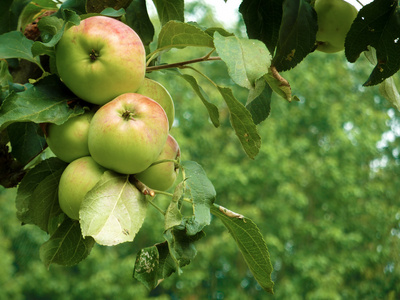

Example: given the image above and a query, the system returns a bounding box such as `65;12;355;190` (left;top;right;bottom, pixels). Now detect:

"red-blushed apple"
136;78;175;129
58;156;107;220
46;109;95;162
135;134;180;191
55;16;146;105
87;93;169;175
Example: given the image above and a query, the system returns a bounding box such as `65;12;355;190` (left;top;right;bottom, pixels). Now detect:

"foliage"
0;0;400;298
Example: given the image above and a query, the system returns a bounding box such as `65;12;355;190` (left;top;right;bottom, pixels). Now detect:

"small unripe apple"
46;109;95;163
136;78;175;129
58;156;107;220
314;0;358;53
135;134;180;191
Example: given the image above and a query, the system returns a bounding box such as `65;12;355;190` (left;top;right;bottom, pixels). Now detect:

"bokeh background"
1;1;400;299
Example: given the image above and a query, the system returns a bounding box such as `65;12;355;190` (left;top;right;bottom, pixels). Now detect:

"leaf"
217;86;261;159
345;0;400;86
100;7;126;17
0;0;14;34
214;32;271;90
0;75;85;131
0;60;13;100
126;0;155;47
239;0;283;54
86;0;132;13
157;21;214;51
177;73;220;127
17;0;58;32
40;218;96;268
272;0;317;71
165;181;184;231
0;31;42;68
246;79;273;125
57;0;87;15
16;157;67;226
152;0;184;26
211;204;274;294
79;172;148;246
7;122;46;165
264;66;295;102
181;160;216;235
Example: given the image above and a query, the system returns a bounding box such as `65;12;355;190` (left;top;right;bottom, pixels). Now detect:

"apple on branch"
55;16;146;105
88;93;169;175
135;134;181;191
314;0;358;53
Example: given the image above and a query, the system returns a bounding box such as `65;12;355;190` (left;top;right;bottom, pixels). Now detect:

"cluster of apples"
314;0;358;53
46;16;180;220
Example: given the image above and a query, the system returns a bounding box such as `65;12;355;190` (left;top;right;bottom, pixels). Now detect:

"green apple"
58;156;107;220
314;0;358;53
55;16;146;105
88;93;169;175
136;78;175;129
135;134;180;191
46;109;95;163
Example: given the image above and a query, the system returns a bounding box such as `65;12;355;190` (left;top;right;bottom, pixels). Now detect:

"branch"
146;56;221;72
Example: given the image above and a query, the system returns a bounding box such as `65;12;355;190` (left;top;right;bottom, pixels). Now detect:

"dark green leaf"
165;181;184;231
0;31;42;68
272;0;317;71
182;160;216;235
0;75;85;131
217;86;261;159
56;0;86;15
126;0;155;48
177;73;220;127
345;0;400;86
211;204;274;294
40;218;96;268
0;0;14;34
214;32;271;89
7;122;46;165
157;21;214;51
152;0;184;25
239;0;283;54
246;79;273;124
16;157;67;225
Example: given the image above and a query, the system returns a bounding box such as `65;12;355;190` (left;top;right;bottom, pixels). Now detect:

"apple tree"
1;0;400;296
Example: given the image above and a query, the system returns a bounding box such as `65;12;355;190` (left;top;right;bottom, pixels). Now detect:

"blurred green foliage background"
1;1;400;299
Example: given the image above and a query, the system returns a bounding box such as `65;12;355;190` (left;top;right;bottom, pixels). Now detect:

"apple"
46;109;95;163
314;0;358;53
136;78;175;129
87;93;169;175
58;156;107;220
135;134;180;191
55;16;146;105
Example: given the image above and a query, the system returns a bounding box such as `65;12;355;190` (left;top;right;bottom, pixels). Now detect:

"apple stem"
152;189;193;204
146;198;166;215
132;176;155;197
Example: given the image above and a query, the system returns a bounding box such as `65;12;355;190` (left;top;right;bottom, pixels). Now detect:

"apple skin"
314;0;358;53
58;156;107;220
46;110;95;163
136;134;180;191
55;16;146;105
87;93;169;175
136;78;175;129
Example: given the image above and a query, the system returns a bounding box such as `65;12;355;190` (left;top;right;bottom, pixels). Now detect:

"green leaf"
246;79;273;125
0;0;14;34
16;157;67;226
211;204;274;294
239;0;283;54
272;0;317;71
0;60;13;100
40;218;96;268
0;31;42;69
17;0;58;32
56;0;86;15
165;181;184;231
345;0;400;86
264;67;295;102
80;172;148;246
157;21;214;51
177;73;220;127
217;86;261;159
100;7;126;17
0;75;85;131
182;160;216;235
126;0;155;47
214;32;271;89
86;0;132;13
152;0;184;25
7;122;46;165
